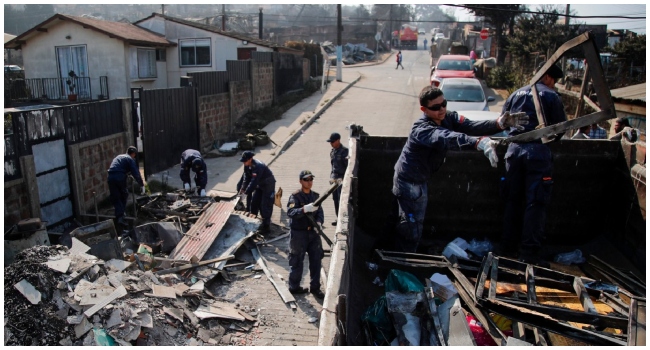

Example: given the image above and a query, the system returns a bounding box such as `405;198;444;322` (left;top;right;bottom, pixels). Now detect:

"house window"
180;38;211;66
156;49;166;62
137;49;157;78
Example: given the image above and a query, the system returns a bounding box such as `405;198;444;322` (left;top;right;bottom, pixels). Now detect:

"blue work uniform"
107;154;144;220
179;149;207;190
236;171;252;211
242;159;276;226
330;145;349;217
392;111;501;252
287;190;324;291
501;83;567;256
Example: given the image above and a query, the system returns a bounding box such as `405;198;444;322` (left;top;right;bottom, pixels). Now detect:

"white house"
4;14;175;100
134;13;299;87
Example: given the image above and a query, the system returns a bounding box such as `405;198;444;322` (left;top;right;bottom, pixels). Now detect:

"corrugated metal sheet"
611;83;646;102
169;198;238;261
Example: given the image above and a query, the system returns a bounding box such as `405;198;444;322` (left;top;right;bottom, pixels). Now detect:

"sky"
441;3;646;35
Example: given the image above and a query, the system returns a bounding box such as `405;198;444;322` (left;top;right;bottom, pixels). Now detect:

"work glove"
477;137;499;168
200;189;206;197
140;187;146;195
184;183;190;191
622;127;638;142
497;111;529;131
303;203;319;213
336;178;343;185
329;179;334;185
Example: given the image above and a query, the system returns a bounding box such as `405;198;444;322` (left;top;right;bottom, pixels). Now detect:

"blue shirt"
107;154;144;186
242;159;275;195
502;83;567;137
588;126;607;139
287;190;324;230
179;149;207;188
330;145;349;179
394;112;501;183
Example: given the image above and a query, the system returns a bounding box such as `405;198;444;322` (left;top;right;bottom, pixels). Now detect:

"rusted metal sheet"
169;198;238;262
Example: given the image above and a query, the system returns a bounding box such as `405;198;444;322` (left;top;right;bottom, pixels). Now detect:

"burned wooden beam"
627;297;646;346
475;253;493;300
587;255;645;297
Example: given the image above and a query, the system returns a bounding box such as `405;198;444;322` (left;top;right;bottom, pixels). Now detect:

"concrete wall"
251;61;274;110
198;93;230;153
136;17;273;88
229;80;252;127
303;58;310;83
68;133;127;214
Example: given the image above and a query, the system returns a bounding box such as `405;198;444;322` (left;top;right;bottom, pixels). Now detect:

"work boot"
257;224;271;235
289;286;309;295
331;221;337;227
310;289;325;299
117;216;127;228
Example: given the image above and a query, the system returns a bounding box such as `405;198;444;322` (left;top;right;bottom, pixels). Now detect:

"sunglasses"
424;99;447;111
302;178;314;182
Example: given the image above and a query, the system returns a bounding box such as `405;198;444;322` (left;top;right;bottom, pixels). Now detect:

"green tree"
607;35;646;67
463;4;525;65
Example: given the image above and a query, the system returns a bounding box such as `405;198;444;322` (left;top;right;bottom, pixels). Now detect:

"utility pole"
258;7;263;40
562;4;570;84
389;5;393;51
222;4;226;31
336;4;342;82
161;4;165;16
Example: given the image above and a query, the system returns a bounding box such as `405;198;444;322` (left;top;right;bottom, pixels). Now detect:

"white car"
418;29;426;35
439;78;494;112
455;110;507;137
434;33;445;40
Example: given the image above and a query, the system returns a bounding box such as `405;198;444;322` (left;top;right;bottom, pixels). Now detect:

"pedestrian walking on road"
239;151;276;234
391;86;528;252
287;170;325;299
179;149;207;196
327;132;348;226
423;38;428;51
501;61;567;267
396;51;404;69
107;146;145;227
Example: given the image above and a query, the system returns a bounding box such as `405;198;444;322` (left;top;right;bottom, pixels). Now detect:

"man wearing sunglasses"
391;85;528;253
286;170;325;299
501;61;567;267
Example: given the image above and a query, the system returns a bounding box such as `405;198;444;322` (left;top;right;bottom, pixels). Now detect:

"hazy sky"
441;3;646;35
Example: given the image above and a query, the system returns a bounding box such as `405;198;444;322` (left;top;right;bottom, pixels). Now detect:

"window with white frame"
180;38;211;67
137;48;157;78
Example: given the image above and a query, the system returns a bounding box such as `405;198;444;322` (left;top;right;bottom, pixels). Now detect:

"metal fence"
187;71;229;96
4;76;110;104
252;51;273;62
4;133;21;181
227;60;251;81
65;99;124;145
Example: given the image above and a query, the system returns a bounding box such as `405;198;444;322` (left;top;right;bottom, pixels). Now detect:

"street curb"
267;73;362;167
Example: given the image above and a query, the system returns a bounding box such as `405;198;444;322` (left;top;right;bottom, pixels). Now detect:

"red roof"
5;13;174;49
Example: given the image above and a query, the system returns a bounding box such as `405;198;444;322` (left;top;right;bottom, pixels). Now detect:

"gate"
139;87;199;178
33;137;74;229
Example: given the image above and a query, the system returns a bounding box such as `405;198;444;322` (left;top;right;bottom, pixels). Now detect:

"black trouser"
288;229;324;291
108;178;128;219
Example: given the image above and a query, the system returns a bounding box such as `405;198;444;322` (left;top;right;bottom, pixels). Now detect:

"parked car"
418;29;426;35
434;33;445;40
455;110;507;137
4;65;23;73
430;55;475;87
440;78;495;112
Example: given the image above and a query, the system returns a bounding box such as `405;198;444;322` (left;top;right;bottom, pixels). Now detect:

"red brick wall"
4;179;31;228
231;80;252;122
198;93;230;153
252;61;273;110
76;134;126;211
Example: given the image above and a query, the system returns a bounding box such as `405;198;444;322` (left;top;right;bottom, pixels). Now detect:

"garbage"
429;273;458;302
466;314;497;346
361;296;395;346
218;142;239;155
385;269;424;293
584;280;619;294
385;291;426;345
442;241;469;260
554;249;586;265
467;238;494;258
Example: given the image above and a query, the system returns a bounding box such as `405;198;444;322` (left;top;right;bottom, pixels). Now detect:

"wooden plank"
84;285;127;317
194;302;245;321
488;256;499;300
573;276;598;314
526;264;537;304
250;247;296;307
475;253;493;300
628;297;646;346
155;255;234;275
144;284;177;299
425;280;446;346
452;277;506;346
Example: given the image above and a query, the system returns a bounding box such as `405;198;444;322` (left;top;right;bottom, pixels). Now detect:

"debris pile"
322;41;378;65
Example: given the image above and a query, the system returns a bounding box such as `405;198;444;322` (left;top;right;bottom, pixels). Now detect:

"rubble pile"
321;41;379;65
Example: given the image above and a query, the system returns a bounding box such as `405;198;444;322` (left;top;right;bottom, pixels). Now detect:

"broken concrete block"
74;316;93;339
67;314;84;325
105;259;132;272
14;279;41;304
105;309;123;329
144;284;177;299
79;286;116;306
44;258;71;273
163;307;184;322
138;312;154;328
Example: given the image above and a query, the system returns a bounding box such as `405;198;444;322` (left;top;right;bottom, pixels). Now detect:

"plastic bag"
361;296;395;345
584;280;618;294
442;242;469;260
385;269;424;293
467;238;493;258
466;315;497;346
553;249;586;265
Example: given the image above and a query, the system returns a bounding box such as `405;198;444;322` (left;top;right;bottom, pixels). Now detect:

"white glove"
497;111;529;131
477;137;499;168
200;189;206;197
329;179;335;185
140;187;146;195
184;183;190;191
336;178;343;185
303;203;319;213
622;127;638;142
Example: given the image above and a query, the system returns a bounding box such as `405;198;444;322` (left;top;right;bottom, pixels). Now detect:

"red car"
430;55;475;87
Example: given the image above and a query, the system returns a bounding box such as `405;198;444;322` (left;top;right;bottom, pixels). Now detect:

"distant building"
607;29;637;48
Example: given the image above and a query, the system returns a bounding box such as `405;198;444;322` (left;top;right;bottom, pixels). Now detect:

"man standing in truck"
392;86;528;252
500;61;567;266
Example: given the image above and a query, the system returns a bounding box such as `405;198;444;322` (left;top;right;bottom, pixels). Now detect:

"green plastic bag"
384;269;424;293
361;296;395;345
93;328;116;346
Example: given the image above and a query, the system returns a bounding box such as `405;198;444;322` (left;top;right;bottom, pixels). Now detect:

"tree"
463;4;525;65
607;34;645;67
412;4;455;32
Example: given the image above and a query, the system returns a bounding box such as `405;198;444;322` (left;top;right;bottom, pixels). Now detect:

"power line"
444;4;646;19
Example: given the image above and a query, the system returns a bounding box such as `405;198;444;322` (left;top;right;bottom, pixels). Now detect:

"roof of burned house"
4;13;175;50
611;83;646;105
134;13;301;54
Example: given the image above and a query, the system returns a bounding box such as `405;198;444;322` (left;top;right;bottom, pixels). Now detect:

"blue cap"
239;151;254;162
327;132;341;142
299;170;315;180
191;158;203;171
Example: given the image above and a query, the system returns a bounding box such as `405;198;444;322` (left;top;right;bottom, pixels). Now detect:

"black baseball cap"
126;146;137;155
239;151;254;162
327;132;341;142
299;170;315;180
